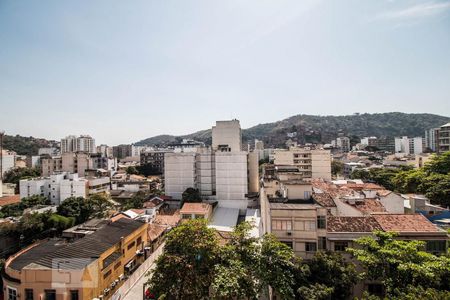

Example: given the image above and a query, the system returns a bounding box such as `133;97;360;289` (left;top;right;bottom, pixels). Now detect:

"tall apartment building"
96;144;113;157
140;149;174;174
394;136;423;154
41;153;116;177
1;150;15;178
165;120;258;211
273;148;332;181
212;119;242;152
113;144;133;159
425;128;440;152
61;135;96;153
439;122;450;153
335;137;351;152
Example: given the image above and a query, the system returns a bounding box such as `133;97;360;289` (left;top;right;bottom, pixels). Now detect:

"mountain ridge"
135;112;450;148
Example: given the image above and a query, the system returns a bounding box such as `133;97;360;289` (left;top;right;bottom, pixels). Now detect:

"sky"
0;0;449;145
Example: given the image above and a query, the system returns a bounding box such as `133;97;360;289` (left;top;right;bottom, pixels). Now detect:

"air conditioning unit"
287;231;292;236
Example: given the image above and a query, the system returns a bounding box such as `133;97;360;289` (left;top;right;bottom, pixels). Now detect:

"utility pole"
0;130;4;181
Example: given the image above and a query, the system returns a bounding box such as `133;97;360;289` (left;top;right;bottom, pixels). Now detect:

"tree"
0;202;25;217
57;197;93;224
331;160;344;176
21;195;50;208
298;251;359;300
181;187;201;206
3;167;41;192
147;219;220;299
297;283;334;300
424;152;450;175
89;193;114;218
122;191;147;210
347;231;450;297
126;166;139;175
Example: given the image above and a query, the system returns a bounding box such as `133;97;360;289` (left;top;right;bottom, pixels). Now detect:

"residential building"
336;137;351;152
38;147;59;156
169;139;205;153
180;202;213;220
61;135;96;153
165;120;254;212
212;119;242;152
438;122;450;153
394;136;423;154
26;155;41;168
0;150;15;178
113;144;134;159
424;128;440;152
255;139;264;151
140;149;174;174
273;147;332;180
97;144;113;157
360;137;377;147
2;218;147;300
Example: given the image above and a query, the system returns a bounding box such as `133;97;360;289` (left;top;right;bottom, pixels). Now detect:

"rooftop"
0;195;20;206
9;218;145;271
373;214;441;233
327;216;382;233
180;203;212;215
208;207;240;232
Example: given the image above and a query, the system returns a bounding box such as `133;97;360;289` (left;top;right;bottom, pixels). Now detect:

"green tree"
181;187;202;206
331;160;344;176
147;219;220;299
297;251;359;300
3;167;41;192
89;193;114;218
48;214;75;233
21;195;50;208
424;152;450;175
122;191;147;210
297;283;334;300
0;202;25;217
126;166;139;175
57;197;93;224
347;231;450;297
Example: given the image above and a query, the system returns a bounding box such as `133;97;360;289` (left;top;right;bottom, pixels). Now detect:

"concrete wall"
164;152;196;200
212;120;242;152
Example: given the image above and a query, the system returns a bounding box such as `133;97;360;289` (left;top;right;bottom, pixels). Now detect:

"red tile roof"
147;224;166;241
327;216;382;232
312;193;336;207
0;195;20;206
350;199;387;214
373;214;440;233
180;203;211;215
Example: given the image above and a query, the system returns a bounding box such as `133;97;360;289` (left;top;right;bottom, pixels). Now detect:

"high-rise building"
61;135;96;153
335;137;350;152
212;119;242;152
395;136;423;155
425;128;440;152
112;144;133;159
438;122;450;153
164;120;257;212
140;149;174;174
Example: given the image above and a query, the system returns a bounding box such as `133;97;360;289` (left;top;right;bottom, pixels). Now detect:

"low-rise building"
2;218;148;300
180;202;213;221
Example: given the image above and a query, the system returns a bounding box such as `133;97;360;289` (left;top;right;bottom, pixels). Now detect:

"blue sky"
1;0;449;145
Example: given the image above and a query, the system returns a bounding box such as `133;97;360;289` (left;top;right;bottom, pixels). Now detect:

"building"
394;136;423;154
255;139;264;151
170;139;205;153
360;137;377;147
2;218;147;300
112;144;134;159
1;149;15;178
212;119;242;152
424;128;440;152
438;122;450;153
336;137;351;152
140;149;173;174
180;202;213;220
41;153;116;177
20;173;110;204
164;120;256;212
61;135;96;154
96;144;113;158
273;147;332;180
38;147;59;156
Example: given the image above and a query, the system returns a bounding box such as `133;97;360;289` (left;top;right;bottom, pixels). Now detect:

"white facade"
1;150;15;177
20;178;49;199
336;137;350;152
212;120;242;152
38;147;59;156
395;136;423;154
60;177;88;202
61;135;96;153
164;152;197;200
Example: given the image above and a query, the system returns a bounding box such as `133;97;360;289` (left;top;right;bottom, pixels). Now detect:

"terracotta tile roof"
0;195;20;206
153;211;180;227
327;216;382;233
147;224;166;241
377;190;393;197
350;199;387;214
180;203;211;215
312;193;336;207
143;198;164;208
373;214;440;233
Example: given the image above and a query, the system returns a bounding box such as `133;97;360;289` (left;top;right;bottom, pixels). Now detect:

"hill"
2;135;57;156
135;112;450;148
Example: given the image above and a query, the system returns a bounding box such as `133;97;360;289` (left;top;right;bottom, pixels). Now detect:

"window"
334;241;348;252
305;242;317;252
127;241;136;250
317;216;326;229
306;220;316;231
182;214;191;219
281;241;293;249
304;191;311;199
70;290;79;300
272;220;292;231
137;237;142;245
25;289;33;300
318;237;327;250
103;270;112;279
7;287;17;300
426;240;447;253
44;290;56;300
114;262;122;270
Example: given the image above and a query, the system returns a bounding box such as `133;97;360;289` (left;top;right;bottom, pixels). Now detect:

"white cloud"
375;1;450;20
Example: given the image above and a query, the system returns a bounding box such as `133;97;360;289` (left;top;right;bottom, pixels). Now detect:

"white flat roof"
208;207;240;232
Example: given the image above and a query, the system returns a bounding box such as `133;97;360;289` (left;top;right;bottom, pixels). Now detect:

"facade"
38;147;59;156
140;149;173;174
2;218;147;300
180;202;213;220
212;119;242;152
394;136;423;154
112;145;133;159
1;150;15;177
61;135;96;154
273;148;332;180
96;144;113;158
438;122;450;153
424;128;440;152
42;153;116;177
336;137;351;152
